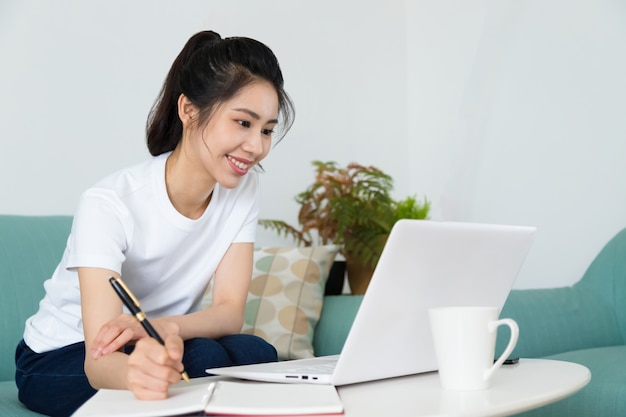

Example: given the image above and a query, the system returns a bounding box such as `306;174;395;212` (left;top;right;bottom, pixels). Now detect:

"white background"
2;0;625;288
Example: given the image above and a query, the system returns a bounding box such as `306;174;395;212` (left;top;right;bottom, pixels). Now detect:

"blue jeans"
15;335;277;417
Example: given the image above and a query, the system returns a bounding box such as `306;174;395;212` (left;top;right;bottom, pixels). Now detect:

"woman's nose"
242;131;265;156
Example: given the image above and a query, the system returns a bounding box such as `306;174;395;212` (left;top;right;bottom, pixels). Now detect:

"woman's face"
189;81;279;189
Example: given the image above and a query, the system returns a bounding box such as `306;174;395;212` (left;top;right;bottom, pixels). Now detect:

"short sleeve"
66;187;131;273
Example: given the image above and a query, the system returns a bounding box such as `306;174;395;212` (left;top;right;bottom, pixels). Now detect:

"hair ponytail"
146;31;222;156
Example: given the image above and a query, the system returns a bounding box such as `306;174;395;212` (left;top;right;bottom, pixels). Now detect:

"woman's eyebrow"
233;108;278;124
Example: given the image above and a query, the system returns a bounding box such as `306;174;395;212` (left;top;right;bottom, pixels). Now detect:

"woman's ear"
177;94;198;126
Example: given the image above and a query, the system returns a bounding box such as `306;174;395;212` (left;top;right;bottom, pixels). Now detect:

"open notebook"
72;379;343;417
207;219;536;386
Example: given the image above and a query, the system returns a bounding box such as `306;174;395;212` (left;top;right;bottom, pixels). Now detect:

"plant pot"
343;233;389;294
345;254;375;295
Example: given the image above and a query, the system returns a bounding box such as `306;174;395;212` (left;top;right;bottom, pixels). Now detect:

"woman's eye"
238;120;251;128
262;129;274;136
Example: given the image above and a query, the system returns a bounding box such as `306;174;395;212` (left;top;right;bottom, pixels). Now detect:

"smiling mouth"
227;155;252;171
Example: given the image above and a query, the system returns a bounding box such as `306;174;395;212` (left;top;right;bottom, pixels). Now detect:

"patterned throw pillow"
202;245;340;360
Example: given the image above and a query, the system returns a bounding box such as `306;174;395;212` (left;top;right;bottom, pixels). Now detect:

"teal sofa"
1;215;625;416
496;228;626;417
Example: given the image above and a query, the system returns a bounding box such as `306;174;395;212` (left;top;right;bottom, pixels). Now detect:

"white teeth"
228;156;249;170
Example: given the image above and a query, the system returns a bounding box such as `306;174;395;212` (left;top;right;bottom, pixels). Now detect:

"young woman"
15;30;295;417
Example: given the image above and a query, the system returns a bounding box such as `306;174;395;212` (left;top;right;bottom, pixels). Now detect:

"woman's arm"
79;267;184;396
79;267;131;389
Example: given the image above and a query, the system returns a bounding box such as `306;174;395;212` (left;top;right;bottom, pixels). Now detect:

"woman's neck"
164;149;215;220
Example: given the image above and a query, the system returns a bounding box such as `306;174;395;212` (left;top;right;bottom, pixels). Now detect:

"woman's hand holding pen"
90;315;187;399
126;330;186;400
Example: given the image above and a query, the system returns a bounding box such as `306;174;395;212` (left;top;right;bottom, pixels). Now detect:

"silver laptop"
207;219;536;386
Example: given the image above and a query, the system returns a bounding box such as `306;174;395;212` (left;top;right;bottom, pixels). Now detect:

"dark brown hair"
146;31;294;156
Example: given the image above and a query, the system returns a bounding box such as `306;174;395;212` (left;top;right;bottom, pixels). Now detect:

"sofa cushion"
497;286;623;359
0;215;73;382
203;246;339;360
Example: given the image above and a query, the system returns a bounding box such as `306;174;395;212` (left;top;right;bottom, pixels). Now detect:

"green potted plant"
260;161;430;294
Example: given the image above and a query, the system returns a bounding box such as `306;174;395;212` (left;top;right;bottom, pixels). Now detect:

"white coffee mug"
428;306;519;390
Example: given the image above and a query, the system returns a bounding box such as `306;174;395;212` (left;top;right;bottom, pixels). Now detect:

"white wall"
0;0;408;233
406;0;626;288
2;0;625;289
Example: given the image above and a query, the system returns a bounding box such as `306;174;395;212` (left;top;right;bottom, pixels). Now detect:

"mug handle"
484;318;519;382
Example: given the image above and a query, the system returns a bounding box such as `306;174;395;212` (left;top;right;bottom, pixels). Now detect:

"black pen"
109;276;190;383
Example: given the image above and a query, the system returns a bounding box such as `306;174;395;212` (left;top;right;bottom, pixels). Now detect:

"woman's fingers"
126;332;185;399
90;314;144;359
164;333;184;366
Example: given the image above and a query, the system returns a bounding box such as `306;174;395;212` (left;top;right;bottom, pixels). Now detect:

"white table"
73;358;590;417
338;358;590;417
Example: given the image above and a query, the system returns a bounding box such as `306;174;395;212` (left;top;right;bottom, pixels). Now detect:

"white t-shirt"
24;152;260;353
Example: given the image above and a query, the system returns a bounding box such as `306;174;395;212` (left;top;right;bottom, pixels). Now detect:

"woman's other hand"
90;314;176;359
89;313;144;359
